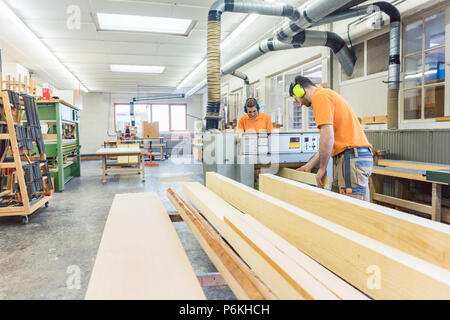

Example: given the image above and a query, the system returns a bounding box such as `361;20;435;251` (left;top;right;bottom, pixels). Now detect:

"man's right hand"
296;164;312;173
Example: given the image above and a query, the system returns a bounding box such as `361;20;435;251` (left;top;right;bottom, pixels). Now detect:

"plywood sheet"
85;192;205;300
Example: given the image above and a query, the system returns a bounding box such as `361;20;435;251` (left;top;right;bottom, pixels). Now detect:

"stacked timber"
178;172;450;300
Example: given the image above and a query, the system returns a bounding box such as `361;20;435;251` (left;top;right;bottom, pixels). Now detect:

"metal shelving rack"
35;99;81;192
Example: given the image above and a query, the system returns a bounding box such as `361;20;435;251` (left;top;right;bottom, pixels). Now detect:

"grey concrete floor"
0;158;236;300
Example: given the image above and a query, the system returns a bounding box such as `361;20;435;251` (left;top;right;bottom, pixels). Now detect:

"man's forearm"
308;151;320;168
318;126;334;169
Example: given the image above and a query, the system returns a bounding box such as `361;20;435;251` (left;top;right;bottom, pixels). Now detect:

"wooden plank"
206;172;450;299
85;192;205;300
0;163;17;169
167;189;275;300
261;176;450;268
95;147;142;156
362;115;387;125
182;182;304;299
278;168;331;189
197;273;227;287
372;193;432;215
372;166;447;185
224;213;339;300
232;213;368;300
436;117;450;122
432;184;442;222
378;159;450;171
183;183;367;300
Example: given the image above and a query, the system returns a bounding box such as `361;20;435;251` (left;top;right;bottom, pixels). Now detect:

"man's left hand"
316;167;327;188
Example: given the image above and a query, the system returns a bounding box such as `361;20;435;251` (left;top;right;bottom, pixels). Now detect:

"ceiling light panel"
97;13;193;35
110;65;166;73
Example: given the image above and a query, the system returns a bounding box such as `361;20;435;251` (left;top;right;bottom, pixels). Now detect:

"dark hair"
289;76;316;97
245;97;258;109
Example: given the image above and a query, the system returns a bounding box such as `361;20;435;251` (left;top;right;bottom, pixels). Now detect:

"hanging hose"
206;19;222;130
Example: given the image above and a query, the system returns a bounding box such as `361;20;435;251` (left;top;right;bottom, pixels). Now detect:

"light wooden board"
372;166;447;185
95;147;142;156
233;213;368;300
183;182;348;300
167;189;275;300
259;174;450;270
278;168;331;189
85;192;205;300
183;182;305;299
206;172;450;299
378;159;450;171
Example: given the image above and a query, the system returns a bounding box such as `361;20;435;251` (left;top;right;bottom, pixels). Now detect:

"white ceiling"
0;0;303;94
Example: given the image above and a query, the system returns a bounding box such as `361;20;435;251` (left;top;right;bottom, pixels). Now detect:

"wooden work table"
371;159;450;223
96;148;145;184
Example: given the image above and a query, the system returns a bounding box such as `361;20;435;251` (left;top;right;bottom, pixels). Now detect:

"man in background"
237;98;273;133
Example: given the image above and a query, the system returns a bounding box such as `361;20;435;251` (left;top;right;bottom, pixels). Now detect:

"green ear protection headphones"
290;82;306;98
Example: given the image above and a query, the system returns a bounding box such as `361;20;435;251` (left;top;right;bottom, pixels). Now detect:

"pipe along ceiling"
206;0;401;130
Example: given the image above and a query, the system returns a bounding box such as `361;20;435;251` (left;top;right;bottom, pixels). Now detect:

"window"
403;10;446;120
270;60;322;131
367;32;390;75
114;103;187;133
170;104;187;131
152;104;170;131
341;32;389;82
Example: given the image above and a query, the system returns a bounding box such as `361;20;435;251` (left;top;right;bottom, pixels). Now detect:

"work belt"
334;147;373;195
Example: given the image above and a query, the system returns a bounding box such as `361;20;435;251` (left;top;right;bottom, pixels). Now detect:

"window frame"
401;6;448;123
339;29;390;86
114;103;188;133
268;58;324;132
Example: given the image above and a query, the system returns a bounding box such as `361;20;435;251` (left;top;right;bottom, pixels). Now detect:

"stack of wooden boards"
361;115;388;125
179;172;450;300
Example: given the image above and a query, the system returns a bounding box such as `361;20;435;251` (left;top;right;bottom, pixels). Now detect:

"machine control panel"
302;134;320;152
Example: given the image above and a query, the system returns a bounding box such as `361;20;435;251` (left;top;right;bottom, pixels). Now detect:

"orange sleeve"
312;93;334;127
266;114;273;133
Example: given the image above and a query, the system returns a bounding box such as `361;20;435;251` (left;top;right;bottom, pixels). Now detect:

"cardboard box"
142;121;160;138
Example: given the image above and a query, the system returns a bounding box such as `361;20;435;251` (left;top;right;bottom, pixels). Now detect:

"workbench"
95;148;145;184
371;159;450;223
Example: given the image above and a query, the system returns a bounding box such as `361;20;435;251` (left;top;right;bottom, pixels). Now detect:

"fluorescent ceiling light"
97;13;192;35
110;65;165;73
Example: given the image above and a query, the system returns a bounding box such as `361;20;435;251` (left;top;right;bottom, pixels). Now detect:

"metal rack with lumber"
0;91;53;223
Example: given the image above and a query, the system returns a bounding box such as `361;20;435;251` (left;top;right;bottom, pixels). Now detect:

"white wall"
79;92;203;154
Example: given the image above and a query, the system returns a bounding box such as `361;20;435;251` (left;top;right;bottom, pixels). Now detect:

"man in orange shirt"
238;98;273;133
289;76;373;201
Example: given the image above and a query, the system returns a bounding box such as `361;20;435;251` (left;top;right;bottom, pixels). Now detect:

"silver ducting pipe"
222;30;356;76
206;0;301;130
230;70;250;99
275;0;361;42
132;94;185;102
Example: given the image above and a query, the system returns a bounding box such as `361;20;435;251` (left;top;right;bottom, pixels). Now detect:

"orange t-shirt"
238;112;273;133
311;86;372;157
